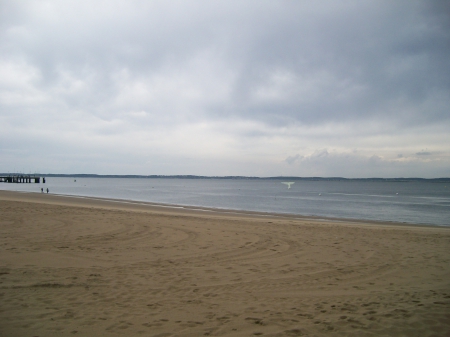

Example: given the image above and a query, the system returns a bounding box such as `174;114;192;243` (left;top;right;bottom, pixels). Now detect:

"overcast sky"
1;0;449;177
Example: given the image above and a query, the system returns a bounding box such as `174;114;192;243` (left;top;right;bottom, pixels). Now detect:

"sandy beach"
0;190;449;337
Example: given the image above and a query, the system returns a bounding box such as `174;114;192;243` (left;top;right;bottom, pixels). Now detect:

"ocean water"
1;177;449;227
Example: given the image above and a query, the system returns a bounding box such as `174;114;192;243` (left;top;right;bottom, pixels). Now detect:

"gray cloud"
1;0;449;176
282;149;449;178
285;154;302;165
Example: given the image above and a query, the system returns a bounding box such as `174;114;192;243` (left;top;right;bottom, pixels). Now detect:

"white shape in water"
281;182;295;189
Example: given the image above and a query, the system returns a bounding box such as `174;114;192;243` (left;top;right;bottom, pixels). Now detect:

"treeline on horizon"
1;173;449;182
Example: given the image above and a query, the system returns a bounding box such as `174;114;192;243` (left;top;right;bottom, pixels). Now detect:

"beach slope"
0;191;449;336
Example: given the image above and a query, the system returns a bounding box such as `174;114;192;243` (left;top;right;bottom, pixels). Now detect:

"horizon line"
1;173;449;181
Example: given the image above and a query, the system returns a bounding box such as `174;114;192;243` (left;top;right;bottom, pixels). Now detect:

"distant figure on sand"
41;188;43;193
46;188;49;194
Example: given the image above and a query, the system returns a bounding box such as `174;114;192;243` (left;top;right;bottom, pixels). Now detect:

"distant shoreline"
1;173;449;182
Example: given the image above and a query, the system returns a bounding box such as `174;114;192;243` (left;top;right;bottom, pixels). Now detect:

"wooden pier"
0;175;42;183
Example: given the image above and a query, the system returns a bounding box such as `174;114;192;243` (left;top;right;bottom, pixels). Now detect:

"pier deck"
0;175;41;183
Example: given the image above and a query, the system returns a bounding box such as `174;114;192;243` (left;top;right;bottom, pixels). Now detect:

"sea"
1;177;449;227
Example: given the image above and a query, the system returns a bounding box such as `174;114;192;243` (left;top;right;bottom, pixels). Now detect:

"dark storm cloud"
226;0;450;126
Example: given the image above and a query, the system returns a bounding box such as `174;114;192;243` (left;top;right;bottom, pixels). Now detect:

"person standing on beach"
46;188;49;194
41;188;43;193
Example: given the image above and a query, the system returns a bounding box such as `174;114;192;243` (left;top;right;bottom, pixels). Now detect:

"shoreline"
0;190;447;230
1;189;449;336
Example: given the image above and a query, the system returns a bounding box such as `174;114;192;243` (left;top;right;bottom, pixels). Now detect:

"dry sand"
0;190;449;337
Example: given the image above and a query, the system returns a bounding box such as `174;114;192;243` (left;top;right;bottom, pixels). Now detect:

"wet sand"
0;190;449;336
